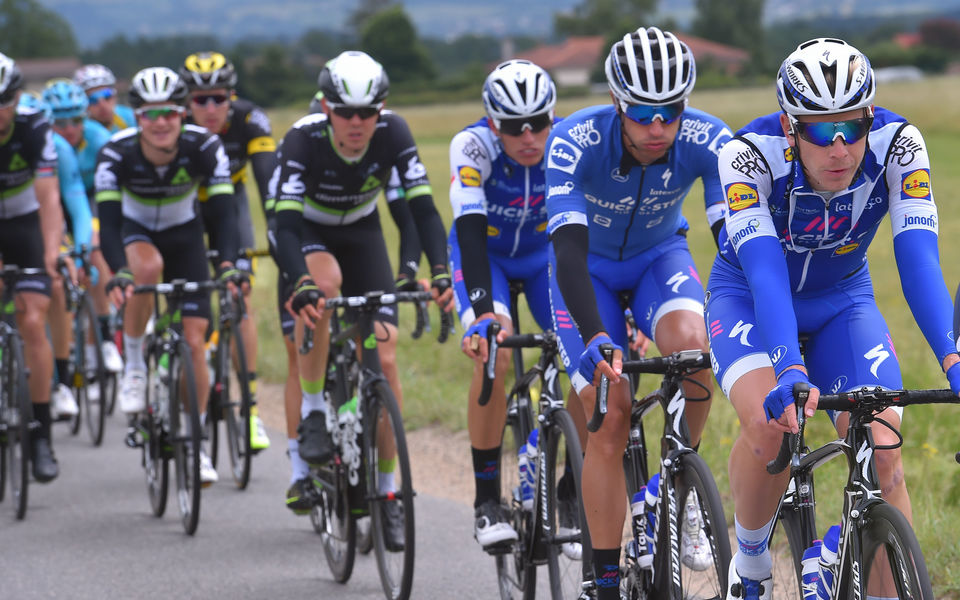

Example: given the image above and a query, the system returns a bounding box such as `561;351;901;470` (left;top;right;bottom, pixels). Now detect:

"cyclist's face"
188;87;230;133
0;91;18;137
53;118;85;147
781;109;868;192
491;118;551;167
324;98;380;156
137;103;183;151
616;101;681;165
86;85;117;126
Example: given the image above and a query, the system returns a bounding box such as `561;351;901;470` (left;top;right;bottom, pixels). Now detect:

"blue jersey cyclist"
447;60;567;550
545;27;732;598
706;39;960;600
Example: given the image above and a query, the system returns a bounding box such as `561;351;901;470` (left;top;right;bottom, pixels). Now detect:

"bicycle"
765;384;958;599
477;311;590;600
56;246;109;446
299;288;450;600
0;264;42;519
125;279;215;535
592;348;732;600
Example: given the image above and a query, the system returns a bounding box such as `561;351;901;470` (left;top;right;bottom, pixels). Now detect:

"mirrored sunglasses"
54;116;85;128
792;117;873;147
135;106;185;121
619;100;685;125
87;88;116;105
190;93;230;107
497;113;553;136
329;103;381;120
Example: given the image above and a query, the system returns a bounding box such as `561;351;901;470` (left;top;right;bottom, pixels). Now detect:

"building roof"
17;57;83;86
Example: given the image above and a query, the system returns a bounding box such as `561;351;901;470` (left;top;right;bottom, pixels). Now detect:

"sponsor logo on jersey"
830;375;848;394
404;156;427;180
459;201;484;212
593;214;612;227
547;181;575;198
170;167;191;185
546;137;582;174
486;225;501;237
568;119;601;147
469;288;486;302
678;119;712;145
458;165;481;187
536;221;547;232
832;242;859;256
902;213;936;229
770;345;787;365
726;182;759;212
730;218;761;246
8;152;27;171
901;169;930;199
783;147;795;162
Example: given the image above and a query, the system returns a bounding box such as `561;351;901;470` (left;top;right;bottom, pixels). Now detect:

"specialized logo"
546;137;582;174
729;320;753;347
661;168;672;188
568;119;601;147
170;167;191;185
726;182;759;211
864;343;890;378
457;165;481;187
901;169;930;199
8;152;27;171
832;242;859;256
665;271;689;294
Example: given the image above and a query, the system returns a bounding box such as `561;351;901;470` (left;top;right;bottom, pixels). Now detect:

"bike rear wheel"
313;463;357;582
496;395;536;600
842;502;933;599
4;335;30;519
171;343;202;535
78;295;107;446
543;408;589;600
220;324;252;489
768;487;810;600
653;452;732;600
366;380;415;600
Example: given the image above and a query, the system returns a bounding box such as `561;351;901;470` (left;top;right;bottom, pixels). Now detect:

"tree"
918;17;960;51
360;6;436;84
349;0;397;34
691;0;765;73
0;0;77;57
554;0;657;37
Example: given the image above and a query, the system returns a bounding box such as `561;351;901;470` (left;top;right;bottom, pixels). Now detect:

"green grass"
249;76;960;597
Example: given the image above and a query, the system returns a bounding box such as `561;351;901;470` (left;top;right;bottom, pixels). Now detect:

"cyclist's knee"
738;411;785;464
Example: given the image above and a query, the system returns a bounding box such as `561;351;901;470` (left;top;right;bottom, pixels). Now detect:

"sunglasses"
135;106;185;121
87;88;116;105
497;113;553;137
54;116;85;128
619;100;685;125
329;103;381;120
791;116;873;147
190;93;230;107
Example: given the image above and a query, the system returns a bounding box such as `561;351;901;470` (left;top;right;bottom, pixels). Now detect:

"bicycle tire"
4;334;30;519
840;502;933;599
768;492;809;600
543;408;589;600
356;515;374;554
313;463;357;582
496;395;536;600
78;295;107;446
221;322;253;489
652;452;732;600
171;342;202;535
366;379;416;600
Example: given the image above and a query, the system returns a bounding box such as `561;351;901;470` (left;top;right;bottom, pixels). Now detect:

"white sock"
288;438;309;483
300;389;327;419
378;470;396;494
734;514;775;580
123;334;146;372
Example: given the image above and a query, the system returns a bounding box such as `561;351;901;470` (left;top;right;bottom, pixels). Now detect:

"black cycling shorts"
0;211;52;296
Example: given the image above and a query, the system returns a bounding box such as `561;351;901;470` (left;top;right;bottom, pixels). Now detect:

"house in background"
18;57;83;90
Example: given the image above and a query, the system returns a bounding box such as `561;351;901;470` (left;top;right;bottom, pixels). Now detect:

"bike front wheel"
365;380;415;600
171;343;202;535
496;395;536;600
3;335;30;519
78;295;107;446
220;325;252;489
313;462;357;582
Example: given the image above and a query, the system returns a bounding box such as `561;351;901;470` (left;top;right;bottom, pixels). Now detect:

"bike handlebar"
475;323;559;407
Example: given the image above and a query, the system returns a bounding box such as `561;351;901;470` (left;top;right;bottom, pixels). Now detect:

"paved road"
0;414;514;599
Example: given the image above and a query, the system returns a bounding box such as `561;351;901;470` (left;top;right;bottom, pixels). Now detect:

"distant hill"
38;0;960;49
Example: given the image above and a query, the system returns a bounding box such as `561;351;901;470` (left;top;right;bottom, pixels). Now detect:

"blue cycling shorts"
705;257;903;420
549;234;705;393
448;227;552;333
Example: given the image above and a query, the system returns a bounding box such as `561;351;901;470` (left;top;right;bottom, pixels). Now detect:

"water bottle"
644;472;660;551
524;429;539;487
817;524;841;600
630;487;653;568
801;540;822;600
155;352;170;419
517;442;534;511
205;330;218;388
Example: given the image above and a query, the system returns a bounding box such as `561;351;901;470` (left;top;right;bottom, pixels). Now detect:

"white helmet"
605;27;696;105
482;59;556;121
776;38;875;116
317;51;389;106
74;64;117;91
128;67;188;108
0;52;23;103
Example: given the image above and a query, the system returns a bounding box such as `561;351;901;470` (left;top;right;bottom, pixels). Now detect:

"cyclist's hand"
430;270;454;312
290;275;324;328
216;263;248;296
578;334;622;386
395;274;419;293
946;360;960;396
764;367;819;434
461;315;503;362
106;268;135;309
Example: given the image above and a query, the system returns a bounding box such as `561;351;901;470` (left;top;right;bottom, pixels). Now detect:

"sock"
472;446;500;508
248;371;258;402
288;438;309;483
55;358;70;385
734;514;775;580
98;315;112;344
123;334;146;372
33;402;52;439
592;547;621;600
299;377;326;419
378;457;396;494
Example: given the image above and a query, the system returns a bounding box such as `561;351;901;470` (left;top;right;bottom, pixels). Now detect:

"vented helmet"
74;64;116;92
180;51;238;91
317;51;389;106
43;79;89;119
0;52;24;105
482;59;556;122
128;67;189;108
776;38;875;116
605;27;696;106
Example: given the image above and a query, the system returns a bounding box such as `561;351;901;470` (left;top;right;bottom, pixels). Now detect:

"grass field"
249;76;960;596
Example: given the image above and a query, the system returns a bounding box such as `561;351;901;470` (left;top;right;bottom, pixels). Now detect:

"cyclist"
96;67;238;485
179;50;275;452
42;80;124;399
448;59;569;549
705;38;959;600
545;27;732;597
0;52;67;482
74;64;136;133
273;51;452;545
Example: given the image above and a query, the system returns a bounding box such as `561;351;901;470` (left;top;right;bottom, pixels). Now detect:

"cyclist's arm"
385;169;422;281
697;114;733;249
449;130;494;316
550;223;605;341
248;146;277;218
199;137;238;267
33;126;64;272
273;130;311;282
55;136;93;248
93;145;125;271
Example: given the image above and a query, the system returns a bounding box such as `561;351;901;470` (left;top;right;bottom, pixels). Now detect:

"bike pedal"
482;541;514;556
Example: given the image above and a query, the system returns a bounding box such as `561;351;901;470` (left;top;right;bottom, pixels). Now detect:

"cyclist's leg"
89;225;122;371
233;186;262;433
48;266;74;404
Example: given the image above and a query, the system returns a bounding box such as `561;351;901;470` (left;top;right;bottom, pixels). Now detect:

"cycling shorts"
705;257;903;421
0;211;52;296
549;233;705;393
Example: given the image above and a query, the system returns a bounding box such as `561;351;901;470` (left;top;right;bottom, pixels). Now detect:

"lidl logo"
783;147;795;162
901;169;930;199
536;221;547;232
170;167;191;185
726;182;759;212
833;242;859;256
486;225;501;237
8;153;27;171
458;165;481;187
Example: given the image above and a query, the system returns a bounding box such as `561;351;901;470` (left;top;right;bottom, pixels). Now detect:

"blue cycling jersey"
76;118;111;196
109;105;136;133
53;132;92;247
546;104;731;259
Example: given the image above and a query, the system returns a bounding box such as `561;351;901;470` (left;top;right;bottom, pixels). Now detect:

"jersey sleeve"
273;128;313;280
198;134;235;198
544;127;590;235
693;116;733;228
93;142;125;271
55;137;93;247
29;118;58;177
448;129;491;222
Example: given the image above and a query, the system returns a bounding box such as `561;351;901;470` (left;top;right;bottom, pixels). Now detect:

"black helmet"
180;51;238;91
